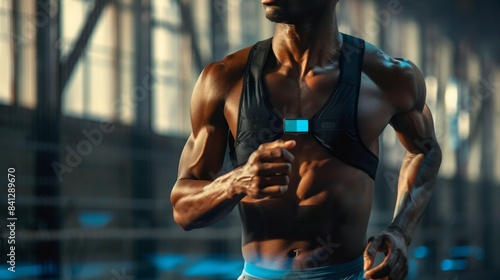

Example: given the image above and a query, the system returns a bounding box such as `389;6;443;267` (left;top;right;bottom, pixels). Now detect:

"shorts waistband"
243;256;364;280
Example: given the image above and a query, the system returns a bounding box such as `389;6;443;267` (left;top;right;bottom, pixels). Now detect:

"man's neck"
271;12;341;78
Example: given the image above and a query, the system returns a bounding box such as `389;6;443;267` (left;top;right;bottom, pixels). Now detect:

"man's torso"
217;35;408;269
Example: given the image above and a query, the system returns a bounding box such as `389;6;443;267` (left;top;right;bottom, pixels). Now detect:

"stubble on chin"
265;7;291;23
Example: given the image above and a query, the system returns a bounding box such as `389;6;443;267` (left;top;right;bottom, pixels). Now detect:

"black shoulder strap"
250;38;272;81
229;38;274;167
339;33;365;86
238;38;278;132
313;33;365;121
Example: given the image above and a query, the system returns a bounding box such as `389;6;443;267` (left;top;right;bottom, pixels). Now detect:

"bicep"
177;127;228;181
177;64;229;181
390;105;439;154
389;62;439;154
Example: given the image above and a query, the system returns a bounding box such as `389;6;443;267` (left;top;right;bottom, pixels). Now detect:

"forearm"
389;146;442;245
171;168;246;230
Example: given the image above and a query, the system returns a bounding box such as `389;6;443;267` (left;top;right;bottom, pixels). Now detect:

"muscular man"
171;0;442;279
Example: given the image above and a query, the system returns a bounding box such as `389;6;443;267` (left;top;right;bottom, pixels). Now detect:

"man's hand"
232;139;296;199
363;229;408;280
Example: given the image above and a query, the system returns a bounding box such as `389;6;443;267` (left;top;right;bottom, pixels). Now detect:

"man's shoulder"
192;44;256;104
190;44;258;124
361;40;425;111
362;41;419;81
199;44;255;89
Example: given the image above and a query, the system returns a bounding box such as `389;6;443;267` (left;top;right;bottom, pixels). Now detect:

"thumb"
363;238;381;271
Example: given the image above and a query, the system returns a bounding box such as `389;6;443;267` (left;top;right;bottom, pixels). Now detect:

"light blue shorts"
238;256;366;280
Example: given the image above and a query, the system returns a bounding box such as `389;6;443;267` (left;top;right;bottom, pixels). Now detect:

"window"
61;0;135;123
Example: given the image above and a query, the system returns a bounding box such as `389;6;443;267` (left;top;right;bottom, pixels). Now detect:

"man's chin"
265;8;292;23
265;14;294;24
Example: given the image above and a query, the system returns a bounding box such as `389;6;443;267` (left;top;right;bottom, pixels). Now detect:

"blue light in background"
184;258;243;279
150;254;186;271
450;246;485;260
440;259;468;271
78;211;113;228
0;264;41;279
414;246;430;259
408;259;418;280
70;263;106;279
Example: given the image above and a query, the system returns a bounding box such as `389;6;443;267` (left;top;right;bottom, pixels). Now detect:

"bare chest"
225;69;393;150
263;68;340;119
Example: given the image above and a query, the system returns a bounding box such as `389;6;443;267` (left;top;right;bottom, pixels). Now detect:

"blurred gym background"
0;0;499;279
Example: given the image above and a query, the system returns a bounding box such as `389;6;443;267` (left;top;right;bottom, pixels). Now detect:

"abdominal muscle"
238;135;375;269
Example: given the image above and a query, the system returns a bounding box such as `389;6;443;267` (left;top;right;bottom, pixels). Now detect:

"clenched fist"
232;139;296;199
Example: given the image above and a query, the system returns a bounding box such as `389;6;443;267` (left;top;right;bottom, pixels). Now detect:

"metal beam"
131;0;156;278
211;0;228;61
151;19;178;33
10;0;19;105
34;0;61;278
59;0;111;91
178;0;204;73
111;0;121;121
479;59;495;271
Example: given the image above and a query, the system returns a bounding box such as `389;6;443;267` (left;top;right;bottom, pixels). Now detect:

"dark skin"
170;0;442;279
